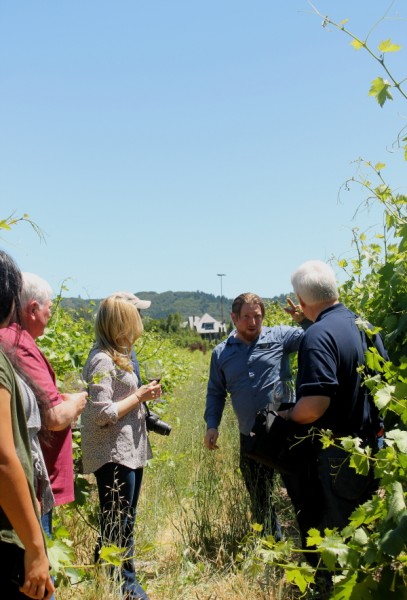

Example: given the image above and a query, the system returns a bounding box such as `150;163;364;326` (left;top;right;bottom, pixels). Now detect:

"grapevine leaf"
387;481;406;520
378;39;402;53
374;384;394;410
99;544;126;566
330;571;358;599
0;220;12;231
368;77;393;107
386;430;407;453
319;535;350;569
352;527;369;546
350;452;370;476
306;528;323;547
365;347;384;371
394;381;407;400
46;537;75;573
379;513;407;557
351;39;365;50
374;162;386;171
284;564;315;593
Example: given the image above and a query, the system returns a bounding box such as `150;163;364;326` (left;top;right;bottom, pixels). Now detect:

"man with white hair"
279;260;387;553
0;272;87;568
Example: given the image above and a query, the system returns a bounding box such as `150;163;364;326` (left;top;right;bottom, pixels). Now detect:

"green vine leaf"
374;162;386;171
351;39;365;50
379;512;407;557
283;564;315;593
387;481;406;521
350;452;370;476
306;528;324;547
99;544;126;566
378;39;402;53
385;429;407;453
368;77;393;107
374;384;394;410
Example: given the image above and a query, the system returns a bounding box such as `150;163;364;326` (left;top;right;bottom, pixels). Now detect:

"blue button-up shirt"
205;325;305;435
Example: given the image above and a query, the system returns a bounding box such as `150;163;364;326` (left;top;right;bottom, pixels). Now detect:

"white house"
182;313;227;338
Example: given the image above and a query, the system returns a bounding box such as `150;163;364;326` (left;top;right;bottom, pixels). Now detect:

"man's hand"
279;395;330;424
284;297;305;323
204;428;219;450
47;391;87;430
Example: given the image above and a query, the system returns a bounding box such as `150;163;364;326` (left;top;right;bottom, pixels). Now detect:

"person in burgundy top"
0;273;87;557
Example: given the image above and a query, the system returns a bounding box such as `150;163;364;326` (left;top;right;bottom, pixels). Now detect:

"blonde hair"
95;293;143;371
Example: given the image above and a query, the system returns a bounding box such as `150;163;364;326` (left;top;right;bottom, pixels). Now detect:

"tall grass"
56;350;298;599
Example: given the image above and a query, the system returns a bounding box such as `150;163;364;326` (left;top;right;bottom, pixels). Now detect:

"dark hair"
0;250;22;325
231;293;265;318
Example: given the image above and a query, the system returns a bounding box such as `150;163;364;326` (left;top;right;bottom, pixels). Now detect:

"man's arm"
279;395;330;424
203;350;227;450
15;335;87;430
47;392;87;430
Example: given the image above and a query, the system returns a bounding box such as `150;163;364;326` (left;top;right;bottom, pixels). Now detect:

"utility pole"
217;273;226;326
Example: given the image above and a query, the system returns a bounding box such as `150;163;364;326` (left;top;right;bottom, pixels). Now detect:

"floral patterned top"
81;347;152;474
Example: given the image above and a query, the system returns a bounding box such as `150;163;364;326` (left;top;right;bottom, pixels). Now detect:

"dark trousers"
317;445;377;531
239;434;282;540
0;540;29;599
282;444;377;567
94;462;144;595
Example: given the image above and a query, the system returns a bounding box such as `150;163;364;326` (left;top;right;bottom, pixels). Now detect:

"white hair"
21;272;53;309
291;260;338;305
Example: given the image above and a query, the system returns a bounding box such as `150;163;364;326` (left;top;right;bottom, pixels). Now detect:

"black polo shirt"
296;303;385;434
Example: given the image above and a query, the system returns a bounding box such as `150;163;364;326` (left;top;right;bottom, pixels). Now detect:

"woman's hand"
136;382;162;403
21;546;54;599
115;381;162;419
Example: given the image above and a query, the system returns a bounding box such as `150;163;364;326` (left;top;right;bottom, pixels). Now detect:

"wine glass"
144;359;164;402
62;371;87;428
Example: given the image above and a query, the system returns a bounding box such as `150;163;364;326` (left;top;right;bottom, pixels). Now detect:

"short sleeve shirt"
0;324;74;505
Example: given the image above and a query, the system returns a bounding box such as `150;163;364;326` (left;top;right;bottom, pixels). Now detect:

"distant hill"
60;290;289;322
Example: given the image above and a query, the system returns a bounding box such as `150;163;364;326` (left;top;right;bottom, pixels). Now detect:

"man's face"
29;299;53;339
232;302;263;343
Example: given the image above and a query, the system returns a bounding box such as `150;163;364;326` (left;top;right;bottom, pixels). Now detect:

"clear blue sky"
1;0;406;302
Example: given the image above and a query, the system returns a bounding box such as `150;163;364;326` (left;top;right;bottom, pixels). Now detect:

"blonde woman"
81;292;160;600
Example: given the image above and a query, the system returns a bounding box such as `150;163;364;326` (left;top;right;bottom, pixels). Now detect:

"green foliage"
37;296;95;384
0;212;45;240
338;161;407;366
369;76;393;106
61;290;291;324
246;7;407;597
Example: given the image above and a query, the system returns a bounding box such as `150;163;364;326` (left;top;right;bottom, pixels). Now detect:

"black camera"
145;405;172;436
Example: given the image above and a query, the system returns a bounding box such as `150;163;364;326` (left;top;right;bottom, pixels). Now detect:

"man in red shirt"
0;273;87;546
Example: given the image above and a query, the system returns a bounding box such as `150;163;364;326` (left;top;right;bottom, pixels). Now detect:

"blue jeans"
94;463;147;599
41;509;56;600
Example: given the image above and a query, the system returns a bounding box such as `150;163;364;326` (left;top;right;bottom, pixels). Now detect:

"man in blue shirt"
204;292;308;539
